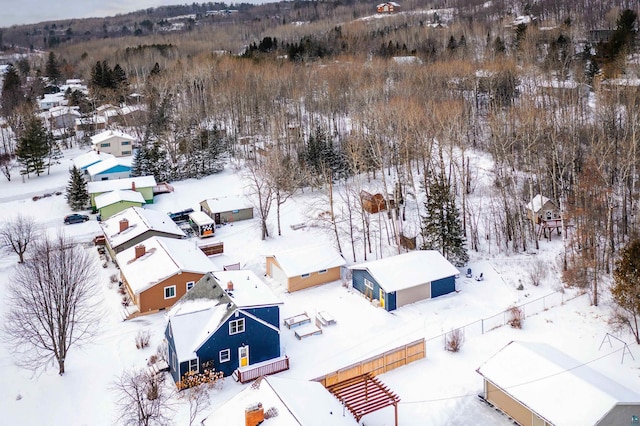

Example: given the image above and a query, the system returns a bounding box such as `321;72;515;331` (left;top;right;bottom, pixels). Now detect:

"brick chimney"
227;281;234;291
245;403;264;426
131;181;136;191
134;244;146;259
119;218;129;232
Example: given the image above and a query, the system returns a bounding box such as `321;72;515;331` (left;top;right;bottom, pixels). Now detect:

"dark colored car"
64;214;90;224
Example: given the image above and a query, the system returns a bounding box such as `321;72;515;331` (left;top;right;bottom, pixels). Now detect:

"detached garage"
477;341;640;426
350;250;459;311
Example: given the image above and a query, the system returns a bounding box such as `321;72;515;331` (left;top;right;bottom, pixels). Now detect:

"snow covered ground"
1;148;639;425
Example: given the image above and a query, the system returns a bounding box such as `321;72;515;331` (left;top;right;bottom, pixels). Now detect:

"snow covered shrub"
445;328;464;352
528;259;548;287
135;330;151;349
265;407;279;419
110;274;118;283
507;306;524;329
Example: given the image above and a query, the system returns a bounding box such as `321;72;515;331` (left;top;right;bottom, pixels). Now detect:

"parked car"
64;214;90;224
93;234;106;245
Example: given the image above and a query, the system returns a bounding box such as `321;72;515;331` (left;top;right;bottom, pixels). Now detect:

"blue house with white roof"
349;250;459;311
165;270;283;385
87;157;132;181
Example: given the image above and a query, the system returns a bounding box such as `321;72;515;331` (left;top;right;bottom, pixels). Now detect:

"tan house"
117;236;214;313
266;243;346;292
477;341;640;426
91;129;137;157
376;1;400;13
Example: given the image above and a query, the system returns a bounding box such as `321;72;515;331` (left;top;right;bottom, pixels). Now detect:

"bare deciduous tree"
0;214;39;263
3;232;100;375
113;368;174;426
244;160;274;240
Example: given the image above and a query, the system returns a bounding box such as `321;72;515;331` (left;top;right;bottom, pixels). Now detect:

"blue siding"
351;269;396;311
96;164;131;175
165;323;182;383
431;276;456;298
196;307;281;377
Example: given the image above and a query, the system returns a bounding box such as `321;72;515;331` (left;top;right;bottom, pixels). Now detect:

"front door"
379;288;385;309
239;345;249;368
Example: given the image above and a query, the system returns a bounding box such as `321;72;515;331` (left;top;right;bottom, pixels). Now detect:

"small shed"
477;341;640;426
200;196;254;224
94;189;145;220
350;250;459;311
360;190;387;214
526;194;560;224
188;210;215;238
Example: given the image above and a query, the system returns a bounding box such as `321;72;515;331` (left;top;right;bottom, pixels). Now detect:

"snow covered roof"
526;194;553;213
86;157;131;176
269;243;346;277
117;236;214;295
48;105;81;117
90;130;136;146
212;270;282;309
188;210;214;226
202;376;359;426
72;151;115;170
350;250;459;292
100;207;185;249
207;253;240;271
87;176;157;194
477;341;640;426
95;190;145;210
201;195;253;213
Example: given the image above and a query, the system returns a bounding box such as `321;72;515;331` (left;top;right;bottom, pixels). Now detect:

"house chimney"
245;403;264;426
119;218;129;232
227;281;234;291
131;181;136;191
134;244;146;259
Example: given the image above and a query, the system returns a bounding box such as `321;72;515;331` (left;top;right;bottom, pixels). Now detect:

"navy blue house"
350;250;459;311
165;270;283;384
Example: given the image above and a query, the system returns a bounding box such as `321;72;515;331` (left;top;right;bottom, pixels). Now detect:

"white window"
164;285;176;299
186;281;195;291
219;349;231;363
365;278;374;290
188;358;198;372
301;273;310;278
229;318;245;335
318;269;327;274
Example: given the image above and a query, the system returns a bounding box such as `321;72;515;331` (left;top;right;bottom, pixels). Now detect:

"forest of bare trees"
1;1;639;305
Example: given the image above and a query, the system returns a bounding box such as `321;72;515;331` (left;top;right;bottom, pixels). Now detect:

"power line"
399;346;626;405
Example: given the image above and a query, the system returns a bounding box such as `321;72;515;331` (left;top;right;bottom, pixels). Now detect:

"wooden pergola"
327;373;400;425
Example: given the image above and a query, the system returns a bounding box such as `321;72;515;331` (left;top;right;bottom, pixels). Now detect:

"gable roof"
350;250;459;292
202;376;359;426
86;157;132;177
72;151;115;170
87;176;157;194
90;129;136;145
168;271;281;362
268;243;346;277
100;207;185;250
201;195;253;213
526;194;554;213
477;341;640;426
95;190;145;210
117;236;213;295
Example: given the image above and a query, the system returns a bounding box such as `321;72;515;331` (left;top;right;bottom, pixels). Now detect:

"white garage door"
270;263;288;287
396;284;430;307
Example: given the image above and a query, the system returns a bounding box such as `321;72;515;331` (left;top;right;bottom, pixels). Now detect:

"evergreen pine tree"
1;65;24;117
45;51;61;85
130;143;148;177
420;172;468;266
113;63;128;91
16;115;51;177
65;165;89;211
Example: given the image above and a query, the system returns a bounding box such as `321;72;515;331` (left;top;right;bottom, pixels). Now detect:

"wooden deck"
233;355;290;383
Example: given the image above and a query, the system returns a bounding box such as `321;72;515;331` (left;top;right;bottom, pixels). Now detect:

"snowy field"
1;147;639;425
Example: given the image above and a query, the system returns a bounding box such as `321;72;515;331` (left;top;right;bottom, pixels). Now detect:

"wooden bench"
294;323;323;340
283;313;311;329
316;310;336;326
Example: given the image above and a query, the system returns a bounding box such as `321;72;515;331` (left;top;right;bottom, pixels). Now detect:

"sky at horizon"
0;0;263;28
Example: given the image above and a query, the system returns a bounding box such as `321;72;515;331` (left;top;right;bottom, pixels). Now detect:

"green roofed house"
87;175;157;210
95;189;145;220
